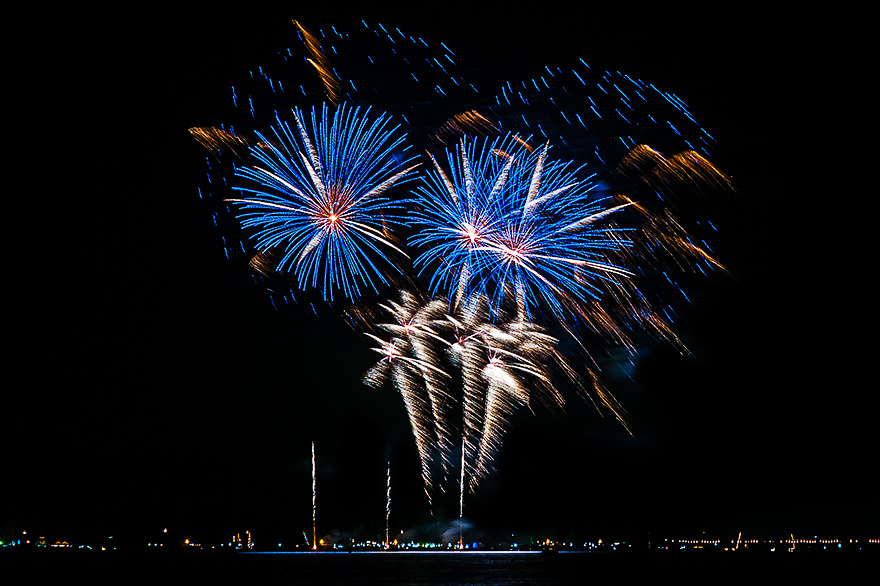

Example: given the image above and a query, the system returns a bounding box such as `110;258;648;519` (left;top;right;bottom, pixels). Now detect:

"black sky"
7;7;873;547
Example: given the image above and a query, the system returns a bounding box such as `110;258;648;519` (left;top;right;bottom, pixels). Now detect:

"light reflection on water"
11;548;856;586
237;550;582;586
245;550;544;555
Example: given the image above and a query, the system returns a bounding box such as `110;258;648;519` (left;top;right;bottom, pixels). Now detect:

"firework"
452;306;569;491
361;290;588;498
410;133;634;323
192;19;734;520
227;102;418;302
361;290;455;496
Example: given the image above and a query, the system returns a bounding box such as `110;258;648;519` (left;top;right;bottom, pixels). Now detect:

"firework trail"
360;290;584;496
312;441;316;550
361;290;455;497
385;459;391;549
457;309;568;492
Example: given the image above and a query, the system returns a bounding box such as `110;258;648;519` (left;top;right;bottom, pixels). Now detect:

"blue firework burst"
410;134;633;320
228;102;418;302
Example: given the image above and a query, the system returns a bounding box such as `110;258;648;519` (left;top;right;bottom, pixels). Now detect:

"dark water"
5;550;872;584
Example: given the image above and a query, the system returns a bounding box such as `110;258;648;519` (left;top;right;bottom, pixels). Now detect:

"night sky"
7;7;873;548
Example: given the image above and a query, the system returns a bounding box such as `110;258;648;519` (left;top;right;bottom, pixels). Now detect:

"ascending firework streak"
459;444;466;549
311;441;316;550
385;460;391;549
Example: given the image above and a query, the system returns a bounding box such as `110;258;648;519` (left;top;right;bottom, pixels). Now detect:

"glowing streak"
385;460;391;549
294;20;342;104
311;441;316;550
